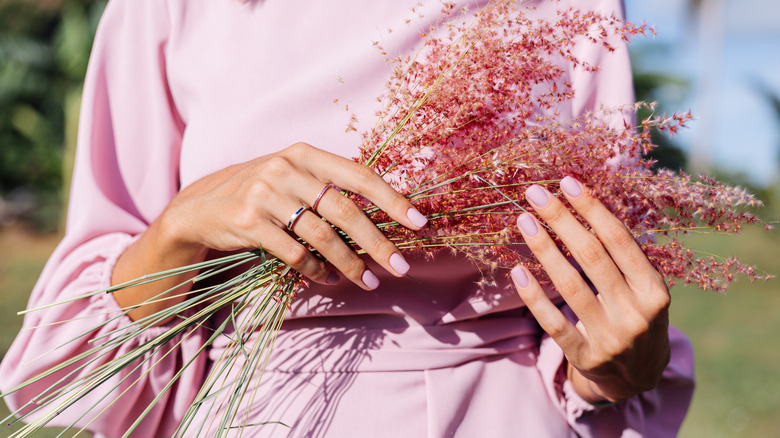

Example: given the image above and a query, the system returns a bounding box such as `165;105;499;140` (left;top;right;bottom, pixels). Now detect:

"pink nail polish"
326;271;340;285
511;266;530;288
407;207;428;228
526;185;550;207
517;213;538;236
362;270;380;290
389;253;410;276
560;176;582;198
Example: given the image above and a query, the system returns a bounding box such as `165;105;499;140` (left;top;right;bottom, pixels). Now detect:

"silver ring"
287;206;309;231
311;183;339;213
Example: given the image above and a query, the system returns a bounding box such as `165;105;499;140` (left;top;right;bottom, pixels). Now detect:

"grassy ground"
669;221;780;437
0;226;73;437
0;214;778;437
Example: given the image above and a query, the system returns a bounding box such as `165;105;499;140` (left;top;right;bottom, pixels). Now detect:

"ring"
287;206;309;231
311;183;340;213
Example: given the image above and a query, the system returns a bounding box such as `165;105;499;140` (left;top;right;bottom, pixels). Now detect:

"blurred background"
625;2;780;436
0;0;778;436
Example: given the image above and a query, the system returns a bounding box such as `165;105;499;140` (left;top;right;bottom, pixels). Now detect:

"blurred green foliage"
630;44;692;174
0;0;105;231
634;70;690;172
632;50;779;209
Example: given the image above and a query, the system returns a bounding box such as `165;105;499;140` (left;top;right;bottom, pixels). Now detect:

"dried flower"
5;2;769;436
352;0;768;291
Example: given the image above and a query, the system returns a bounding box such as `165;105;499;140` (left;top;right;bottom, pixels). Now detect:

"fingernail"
389;253;410;276
526;185;550;208
362;270;380;290
407;207;428;228
326;271;340;285
517;213;538;236
560;176;582;198
511;266;530;288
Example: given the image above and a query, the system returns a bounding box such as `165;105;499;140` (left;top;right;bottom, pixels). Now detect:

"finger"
516;212;603;323
260;155;407;284
510;265;583;353
558;176;665;286
252;221;338;286
314;189;411;278
287;174;405;279
297;144;428;230
291;210;388;290
273;195;382;290
524;185;627;300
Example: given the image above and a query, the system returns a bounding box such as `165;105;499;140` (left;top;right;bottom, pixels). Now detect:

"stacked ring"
312;183;340;213
287;206;309;231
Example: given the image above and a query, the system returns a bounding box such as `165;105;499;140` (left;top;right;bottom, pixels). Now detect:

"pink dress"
1;0;694;437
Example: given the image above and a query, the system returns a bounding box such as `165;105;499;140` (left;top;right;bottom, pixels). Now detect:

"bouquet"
2;1;769;436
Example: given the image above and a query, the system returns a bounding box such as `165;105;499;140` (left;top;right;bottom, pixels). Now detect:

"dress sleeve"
537;307;695;437
0;0;208;435
533;0;695;436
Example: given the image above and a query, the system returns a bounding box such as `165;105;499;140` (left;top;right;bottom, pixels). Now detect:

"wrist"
155;206;208;263
567;362;623;406
584;379;619;408
111;211;208;324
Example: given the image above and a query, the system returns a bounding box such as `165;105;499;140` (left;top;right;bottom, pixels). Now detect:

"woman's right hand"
157;142;427;290
113;142;427;322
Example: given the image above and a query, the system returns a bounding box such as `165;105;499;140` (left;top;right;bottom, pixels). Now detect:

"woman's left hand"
511;176;671;403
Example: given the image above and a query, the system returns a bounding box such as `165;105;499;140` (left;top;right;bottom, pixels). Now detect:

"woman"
1;0;694;436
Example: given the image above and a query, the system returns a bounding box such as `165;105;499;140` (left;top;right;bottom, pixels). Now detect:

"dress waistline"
211;315;541;373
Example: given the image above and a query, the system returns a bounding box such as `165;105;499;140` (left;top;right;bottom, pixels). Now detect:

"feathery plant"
2;1;771;436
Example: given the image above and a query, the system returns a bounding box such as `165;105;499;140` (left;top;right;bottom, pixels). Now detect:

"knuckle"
650;289;671;314
604;226;635;249
333;195;362;222
641;275;671;314
577;197;599;216
246;178;272;199
263;156;294;177
389;194;409;213
232;207;259;231
651;273;670;294
601;333;630;358
545;318;569;339
341;255;366;279
353;165;380;190
307;262;329;282
287;142;312;155
609;309;651;347
285;245;311;269
307;220;335;245
625;311;651;338
543;203;569;224
529;233;557;255
367;231;395;255
577;240;606;265
555;273;586;298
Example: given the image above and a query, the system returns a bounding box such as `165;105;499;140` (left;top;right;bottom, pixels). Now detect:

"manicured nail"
407;207;428;228
362;270;380;290
526;185;550;208
511;266;530;288
560;176;583;198
389;253;410;276
326;271;340;285
517;213;538;236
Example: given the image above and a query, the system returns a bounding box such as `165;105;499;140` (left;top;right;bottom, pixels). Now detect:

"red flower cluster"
353;0;768;291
